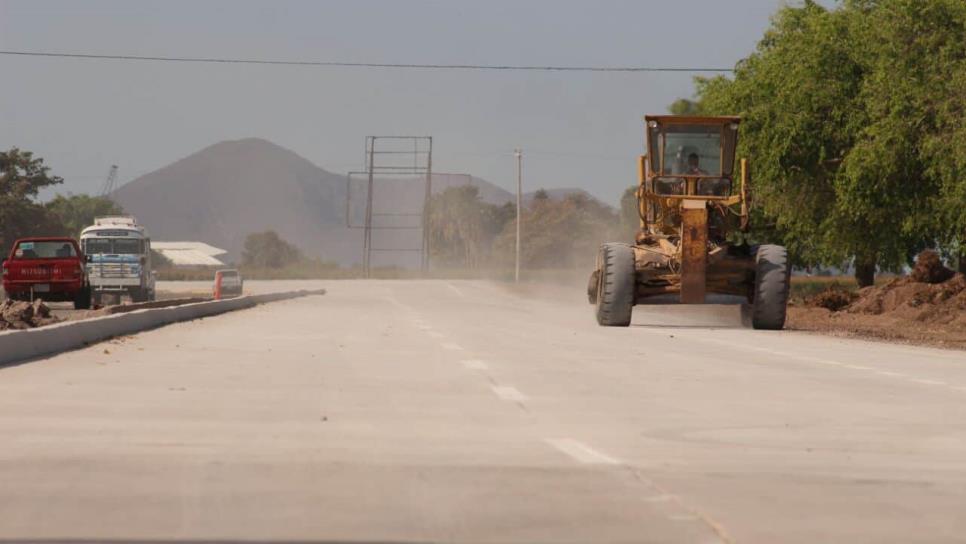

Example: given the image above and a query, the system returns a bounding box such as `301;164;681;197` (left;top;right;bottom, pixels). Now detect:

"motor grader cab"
587;115;791;329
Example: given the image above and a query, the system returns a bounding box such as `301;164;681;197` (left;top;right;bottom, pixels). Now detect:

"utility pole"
514;148;522;283
363;138;376;278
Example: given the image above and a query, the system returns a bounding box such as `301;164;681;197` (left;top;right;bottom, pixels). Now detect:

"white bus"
80;216;156;304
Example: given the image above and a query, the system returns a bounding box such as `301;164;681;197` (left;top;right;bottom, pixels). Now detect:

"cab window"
662;125;723;176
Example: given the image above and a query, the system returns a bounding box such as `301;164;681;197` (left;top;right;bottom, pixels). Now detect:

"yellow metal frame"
637;153;748;232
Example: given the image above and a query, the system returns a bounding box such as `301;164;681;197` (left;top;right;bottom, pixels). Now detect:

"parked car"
2;237;92;309
215;269;243;297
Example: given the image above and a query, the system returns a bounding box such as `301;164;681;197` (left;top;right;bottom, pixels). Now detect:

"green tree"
683;0;966;285
668;98;703;116
866;0;966;273
695;1;865;277
0;148;64;253
241;230;303;268
834;0;966;281
428;185;485;267
493;192;620;268
427;185;514;267
45;194;125;238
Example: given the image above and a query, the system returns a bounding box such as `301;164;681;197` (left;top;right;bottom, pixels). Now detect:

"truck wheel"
74;286;92;310
752;245;791;330
130;289;145;303
595;243;636;327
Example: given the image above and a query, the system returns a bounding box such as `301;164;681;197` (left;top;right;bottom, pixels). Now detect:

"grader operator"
587;115;791;329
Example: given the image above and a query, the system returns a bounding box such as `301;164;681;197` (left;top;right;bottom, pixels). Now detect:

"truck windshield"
13;241;76;259
84;238;143;254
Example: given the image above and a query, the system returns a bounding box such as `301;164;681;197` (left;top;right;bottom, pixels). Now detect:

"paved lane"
1;280;965;543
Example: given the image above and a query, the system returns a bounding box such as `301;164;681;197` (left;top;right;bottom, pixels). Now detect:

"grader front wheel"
595;243;636;327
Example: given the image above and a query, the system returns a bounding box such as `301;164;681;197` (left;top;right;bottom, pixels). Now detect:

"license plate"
32;284;50;293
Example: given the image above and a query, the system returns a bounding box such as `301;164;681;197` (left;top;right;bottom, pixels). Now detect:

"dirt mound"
847;273;966;326
911;249;955;284
788;251;966;349
806;286;858;312
789;272;966;349
0;299;61;330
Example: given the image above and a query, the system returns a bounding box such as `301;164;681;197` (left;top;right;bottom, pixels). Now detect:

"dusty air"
1;1;966;543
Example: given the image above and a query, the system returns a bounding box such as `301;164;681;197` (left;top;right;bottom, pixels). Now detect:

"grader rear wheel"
751;244;792;330
595;243;636;327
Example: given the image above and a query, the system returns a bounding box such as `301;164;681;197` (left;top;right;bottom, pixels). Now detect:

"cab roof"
645;115;741;125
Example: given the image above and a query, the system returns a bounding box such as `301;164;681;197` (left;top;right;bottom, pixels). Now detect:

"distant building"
151;241;227;267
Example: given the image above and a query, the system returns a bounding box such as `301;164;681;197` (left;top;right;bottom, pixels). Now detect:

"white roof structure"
152;241;227;267
94;216;138;227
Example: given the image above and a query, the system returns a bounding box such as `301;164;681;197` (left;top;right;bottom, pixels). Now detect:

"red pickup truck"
2;237;92;309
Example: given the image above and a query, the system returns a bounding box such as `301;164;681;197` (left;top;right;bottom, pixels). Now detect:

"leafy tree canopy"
241;230;303;268
45;194;125;238
0;148;64;253
682;0;966;284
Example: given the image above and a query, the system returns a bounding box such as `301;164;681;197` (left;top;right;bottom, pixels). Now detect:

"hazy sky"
2;0;800;205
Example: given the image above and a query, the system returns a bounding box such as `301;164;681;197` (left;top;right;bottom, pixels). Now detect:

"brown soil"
911;249;955;284
806;285;858;312
790;251;966;349
0;299;62;330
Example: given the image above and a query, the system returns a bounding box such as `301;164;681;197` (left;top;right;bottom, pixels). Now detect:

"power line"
0;50;733;73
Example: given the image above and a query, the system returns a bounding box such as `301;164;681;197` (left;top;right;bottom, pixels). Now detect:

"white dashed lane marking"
461;359;488;370
441;342;464;351
545;438;621;465
446;282;466;298
491;386;528;403
913;379;946;386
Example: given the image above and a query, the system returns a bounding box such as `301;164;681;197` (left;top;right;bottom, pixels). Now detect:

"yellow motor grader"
587;115;791;329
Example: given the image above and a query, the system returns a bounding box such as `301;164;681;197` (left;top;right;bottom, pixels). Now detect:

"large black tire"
751;244;791;330
73;286;92;310
595;243;636;327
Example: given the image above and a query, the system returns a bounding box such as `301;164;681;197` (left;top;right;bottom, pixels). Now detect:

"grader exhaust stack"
587;115;791;329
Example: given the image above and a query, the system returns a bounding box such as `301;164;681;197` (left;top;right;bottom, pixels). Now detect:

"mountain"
112;138;612;267
112;139;514;267
112;138;361;265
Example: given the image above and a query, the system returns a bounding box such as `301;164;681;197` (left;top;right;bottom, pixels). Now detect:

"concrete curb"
0;289;325;366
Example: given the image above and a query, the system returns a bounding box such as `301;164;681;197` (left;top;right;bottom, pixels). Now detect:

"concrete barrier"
0;289;325;367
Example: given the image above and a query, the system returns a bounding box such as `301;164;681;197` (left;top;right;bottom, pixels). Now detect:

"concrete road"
2;280;966;543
